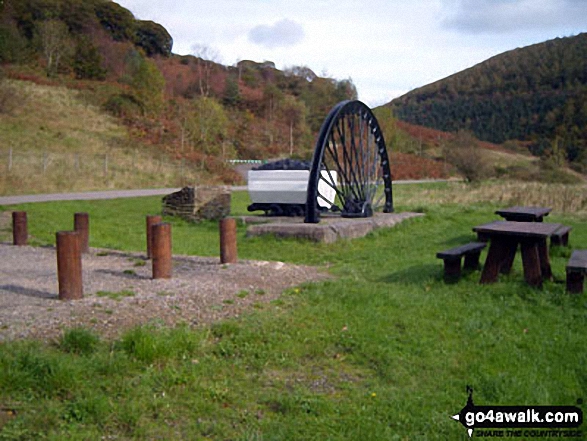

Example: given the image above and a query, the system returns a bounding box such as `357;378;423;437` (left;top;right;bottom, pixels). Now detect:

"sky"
115;0;587;107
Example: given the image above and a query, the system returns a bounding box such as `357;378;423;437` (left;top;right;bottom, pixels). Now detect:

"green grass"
0;184;586;439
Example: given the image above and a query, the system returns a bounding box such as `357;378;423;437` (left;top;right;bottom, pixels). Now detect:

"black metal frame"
304;100;393;223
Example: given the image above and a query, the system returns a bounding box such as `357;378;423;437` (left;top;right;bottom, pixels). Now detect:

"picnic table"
472;221;561;286
495;206;552;222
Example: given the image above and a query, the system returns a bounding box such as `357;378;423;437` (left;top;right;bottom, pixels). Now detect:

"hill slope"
0;80;207;195
387;33;587;169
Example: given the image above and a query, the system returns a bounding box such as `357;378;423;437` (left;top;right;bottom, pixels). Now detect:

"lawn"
0;182;586;440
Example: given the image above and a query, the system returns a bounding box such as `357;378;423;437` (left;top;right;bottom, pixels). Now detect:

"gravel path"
0;243;329;342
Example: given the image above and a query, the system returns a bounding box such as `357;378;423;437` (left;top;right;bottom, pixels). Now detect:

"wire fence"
0;148;199;178
0;148;207;195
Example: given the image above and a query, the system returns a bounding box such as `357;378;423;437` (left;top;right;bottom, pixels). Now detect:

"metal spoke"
305;100;393;223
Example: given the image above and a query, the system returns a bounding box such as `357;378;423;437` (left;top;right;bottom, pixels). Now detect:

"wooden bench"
551;225;572;246
566;250;587;293
437;242;486;281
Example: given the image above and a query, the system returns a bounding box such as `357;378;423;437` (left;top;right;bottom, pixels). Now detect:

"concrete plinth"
243;212;424;243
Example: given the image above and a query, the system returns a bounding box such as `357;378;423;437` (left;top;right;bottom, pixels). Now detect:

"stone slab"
244;212;424;243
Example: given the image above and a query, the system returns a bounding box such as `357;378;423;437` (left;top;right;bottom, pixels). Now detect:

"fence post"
12;211;27;246
219;218;238;264
146;215;162;259
152;222;172;279
74;212;90;253
56;231;83;300
42;151;49;174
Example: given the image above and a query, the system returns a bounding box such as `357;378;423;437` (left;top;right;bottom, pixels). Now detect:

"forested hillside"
0;0;359;182
388;33;587;172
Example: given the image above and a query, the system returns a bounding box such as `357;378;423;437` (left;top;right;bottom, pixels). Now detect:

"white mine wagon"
247;159;337;216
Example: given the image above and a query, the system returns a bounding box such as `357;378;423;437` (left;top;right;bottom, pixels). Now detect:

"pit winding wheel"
304;100;394;223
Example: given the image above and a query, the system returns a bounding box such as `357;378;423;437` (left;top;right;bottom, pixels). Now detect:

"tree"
134;20;173;57
0;21;28;63
94;1;135;42
191;44;220;97
279;95;307;156
262;83;283;122
127;52;165;116
73;35;106;80
222;74;240;107
186;96;229;156
37;19;73;76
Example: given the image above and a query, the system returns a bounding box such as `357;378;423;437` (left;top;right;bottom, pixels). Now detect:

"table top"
473;221;562;238
495;206;552;218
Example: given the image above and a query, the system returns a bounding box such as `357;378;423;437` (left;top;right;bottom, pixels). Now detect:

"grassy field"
0;80;209;196
0;182;586;440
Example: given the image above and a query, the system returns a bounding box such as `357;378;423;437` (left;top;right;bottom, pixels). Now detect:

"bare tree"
191;44;220;97
280;95;307;156
38;20;74;76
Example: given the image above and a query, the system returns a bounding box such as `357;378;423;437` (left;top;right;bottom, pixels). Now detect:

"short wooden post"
56;231;83;300
152;222;172;279
463;251;481;270
219;218;237;264
442;258;461;282
74;212;90;253
566;270;584;294
12;211;27;246
146;215;162;259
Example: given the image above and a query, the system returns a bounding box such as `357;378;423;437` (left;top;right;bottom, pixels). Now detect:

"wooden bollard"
56;231;83;300
219;218;237;264
146;215;162;259
74;212;90;253
152;222;172;279
12;211;27;246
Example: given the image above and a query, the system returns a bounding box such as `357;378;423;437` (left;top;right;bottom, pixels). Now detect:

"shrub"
103;93;144;118
443;130;492;182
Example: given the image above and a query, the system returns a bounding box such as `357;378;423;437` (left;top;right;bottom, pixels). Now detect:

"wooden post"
566;270;584;294
152;222;172;279
56;231;83;300
146;215;162;259
219;218;237;264
12;211;28;246
74;212;90;253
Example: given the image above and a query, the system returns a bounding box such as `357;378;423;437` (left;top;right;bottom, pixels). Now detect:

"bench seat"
566;250;587;293
437;242;486;281
551;225;572;246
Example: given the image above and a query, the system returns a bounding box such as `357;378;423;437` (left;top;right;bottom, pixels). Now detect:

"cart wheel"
305;100;393;223
289;205;305;217
269;204;283;216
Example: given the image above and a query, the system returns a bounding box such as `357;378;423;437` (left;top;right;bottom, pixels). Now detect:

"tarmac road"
0;180;450;206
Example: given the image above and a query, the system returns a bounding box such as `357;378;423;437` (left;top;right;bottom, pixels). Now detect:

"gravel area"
0;243;329;342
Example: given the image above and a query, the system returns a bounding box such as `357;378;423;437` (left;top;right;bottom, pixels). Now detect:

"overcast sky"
115;0;586;107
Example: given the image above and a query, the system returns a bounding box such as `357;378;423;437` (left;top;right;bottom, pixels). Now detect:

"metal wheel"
304;100;393;223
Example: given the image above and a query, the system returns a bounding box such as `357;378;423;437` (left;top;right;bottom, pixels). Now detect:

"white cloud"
442;0;587;34
248;19;305;48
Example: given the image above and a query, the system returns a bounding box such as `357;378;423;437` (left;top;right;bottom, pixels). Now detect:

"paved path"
0;180;449;206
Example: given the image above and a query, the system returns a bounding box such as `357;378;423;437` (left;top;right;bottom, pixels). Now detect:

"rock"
162;186;231;222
